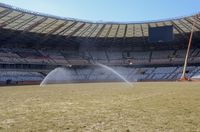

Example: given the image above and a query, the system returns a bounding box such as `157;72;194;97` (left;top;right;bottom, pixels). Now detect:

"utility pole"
180;15;197;81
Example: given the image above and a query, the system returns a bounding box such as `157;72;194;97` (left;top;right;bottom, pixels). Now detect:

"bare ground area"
0;82;200;132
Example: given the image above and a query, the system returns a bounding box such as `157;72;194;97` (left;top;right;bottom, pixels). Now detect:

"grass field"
0;82;200;132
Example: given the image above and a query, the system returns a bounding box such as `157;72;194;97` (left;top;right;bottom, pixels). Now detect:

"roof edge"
0;2;200;24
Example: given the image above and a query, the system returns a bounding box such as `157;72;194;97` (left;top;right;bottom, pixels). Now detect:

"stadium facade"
0;3;200;85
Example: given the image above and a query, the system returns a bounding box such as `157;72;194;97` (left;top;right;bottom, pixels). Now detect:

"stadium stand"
1;2;200;84
0;71;44;85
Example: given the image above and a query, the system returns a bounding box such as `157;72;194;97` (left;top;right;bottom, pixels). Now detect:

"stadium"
0;1;200;131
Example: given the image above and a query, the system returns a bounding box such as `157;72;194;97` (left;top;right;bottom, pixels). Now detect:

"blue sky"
0;0;200;23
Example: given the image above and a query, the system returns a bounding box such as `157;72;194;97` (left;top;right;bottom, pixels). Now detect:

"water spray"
96;63;132;86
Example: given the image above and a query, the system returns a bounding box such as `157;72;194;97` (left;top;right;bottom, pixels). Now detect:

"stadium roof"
0;2;200;39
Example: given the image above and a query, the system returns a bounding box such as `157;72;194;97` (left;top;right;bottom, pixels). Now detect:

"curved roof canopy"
0;3;200;39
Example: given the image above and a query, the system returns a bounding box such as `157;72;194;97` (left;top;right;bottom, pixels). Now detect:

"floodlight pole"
180;15;197;81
